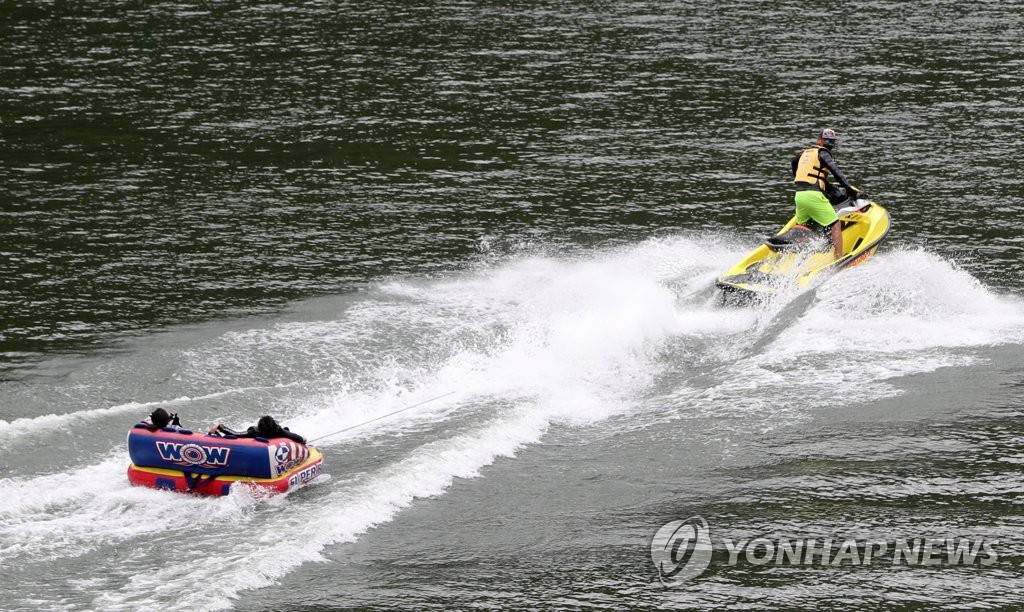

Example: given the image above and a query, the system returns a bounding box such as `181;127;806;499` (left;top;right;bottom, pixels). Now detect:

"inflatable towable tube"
126;425;324;496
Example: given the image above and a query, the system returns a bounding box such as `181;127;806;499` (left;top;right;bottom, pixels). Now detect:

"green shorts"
794;190;838;227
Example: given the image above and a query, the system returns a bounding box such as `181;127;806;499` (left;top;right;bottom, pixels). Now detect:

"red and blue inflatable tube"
126;425;324;496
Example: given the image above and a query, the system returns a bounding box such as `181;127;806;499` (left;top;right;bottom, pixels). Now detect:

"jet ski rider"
791;128;860;260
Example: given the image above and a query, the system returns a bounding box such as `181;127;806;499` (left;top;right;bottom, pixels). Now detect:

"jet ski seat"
764;225;827;252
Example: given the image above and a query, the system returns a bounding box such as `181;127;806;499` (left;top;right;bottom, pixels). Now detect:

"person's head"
817;128;838;151
149;408;172;429
257;415;280;435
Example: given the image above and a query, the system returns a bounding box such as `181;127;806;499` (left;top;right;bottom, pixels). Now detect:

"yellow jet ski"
716;193;890;304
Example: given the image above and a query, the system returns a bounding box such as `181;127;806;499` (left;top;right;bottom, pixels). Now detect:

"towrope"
652;517;1000;587
650;516;714;585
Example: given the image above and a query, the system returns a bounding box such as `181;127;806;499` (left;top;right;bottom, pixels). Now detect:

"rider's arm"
818;149;855;194
208;423;247;437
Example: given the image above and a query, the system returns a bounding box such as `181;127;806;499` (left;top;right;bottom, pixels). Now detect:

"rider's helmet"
818;128;838;150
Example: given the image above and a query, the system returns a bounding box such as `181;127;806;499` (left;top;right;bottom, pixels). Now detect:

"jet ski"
716;190;890;304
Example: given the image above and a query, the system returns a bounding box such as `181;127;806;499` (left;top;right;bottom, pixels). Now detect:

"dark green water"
2;1;1023;610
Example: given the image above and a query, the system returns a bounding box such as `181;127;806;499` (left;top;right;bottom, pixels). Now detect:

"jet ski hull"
716;198;890;304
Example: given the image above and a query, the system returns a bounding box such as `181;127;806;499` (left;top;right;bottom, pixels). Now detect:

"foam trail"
4;237;723;610
772;248;1024;358
8;237;1020;611
0;453;251;565
645;247;1024;430
294;240;724;438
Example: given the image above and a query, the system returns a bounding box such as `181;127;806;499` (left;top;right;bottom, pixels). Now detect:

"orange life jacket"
793;146;829;190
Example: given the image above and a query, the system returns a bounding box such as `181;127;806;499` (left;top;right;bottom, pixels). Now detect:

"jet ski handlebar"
834;196;871;216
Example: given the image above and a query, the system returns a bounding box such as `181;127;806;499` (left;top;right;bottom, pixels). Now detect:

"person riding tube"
209;415;307;444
